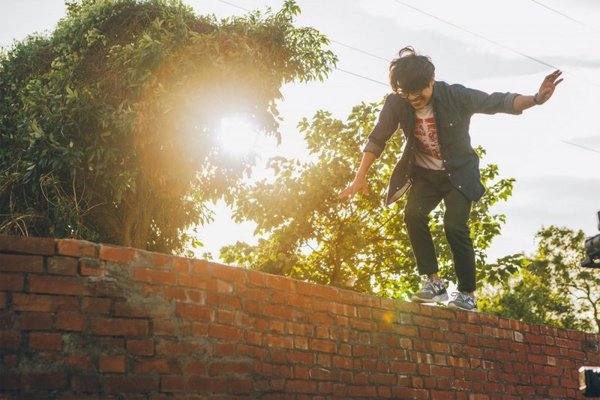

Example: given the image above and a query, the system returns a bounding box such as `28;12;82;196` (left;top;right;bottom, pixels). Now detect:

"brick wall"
0;234;599;399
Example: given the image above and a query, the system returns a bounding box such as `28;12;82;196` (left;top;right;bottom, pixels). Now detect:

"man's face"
398;79;434;110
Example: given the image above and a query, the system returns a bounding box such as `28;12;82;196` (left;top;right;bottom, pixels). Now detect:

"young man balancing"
339;47;562;311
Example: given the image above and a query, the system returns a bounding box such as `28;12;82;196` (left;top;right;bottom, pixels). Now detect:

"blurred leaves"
479;226;600;333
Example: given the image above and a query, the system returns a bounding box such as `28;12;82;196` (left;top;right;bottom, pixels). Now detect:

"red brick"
0;254;44;272
48;256;78;275
127;339;154;356
133;267;176;285
173;257;191;273
156;339;208;356
161;375;186;392
91;318;148;336
21;372;67;390
163;286;186;301
29;275;91;296
150;252;173;269
81;297;111;314
103;376;158;393
43;352;91;370
13;293;78;312
209;324;243;341
187;377;253;394
134;358;181;374
56;312;87;331
99;355;126;373
0;331;21;349
265;274;295;292
175;303;212;321
29;332;62;350
99;244;136;263
79;257;104;277
115;300;172;319
0;371;20;390
19;312;53;330
153;319;179;336
189;258;210;273
72;374;100;392
341;385;375;397
177;273;209;289
0;235;55;255
0;273;24;291
310;339;337;353
0;311;16;329
263;304;295;320
297;280;339;300
211;263;247;284
56;239;98;257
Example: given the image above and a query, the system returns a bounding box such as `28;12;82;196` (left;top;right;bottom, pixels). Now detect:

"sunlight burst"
217;116;259;155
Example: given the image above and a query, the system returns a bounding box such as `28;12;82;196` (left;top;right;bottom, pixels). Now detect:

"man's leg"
404;170;443;275
442;187;476;295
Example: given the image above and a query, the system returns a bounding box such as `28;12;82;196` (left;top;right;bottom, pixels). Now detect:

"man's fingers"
339;187;355;201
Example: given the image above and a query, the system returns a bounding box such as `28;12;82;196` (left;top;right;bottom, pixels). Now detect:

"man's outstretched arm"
513;69;563;112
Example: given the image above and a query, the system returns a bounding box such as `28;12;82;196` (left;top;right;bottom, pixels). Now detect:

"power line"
335;67;389;87
561;140;600;156
214;0;250;12
529;0;599;33
330;40;389;62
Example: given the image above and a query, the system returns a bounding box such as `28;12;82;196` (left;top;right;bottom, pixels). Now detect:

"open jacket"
363;81;522;205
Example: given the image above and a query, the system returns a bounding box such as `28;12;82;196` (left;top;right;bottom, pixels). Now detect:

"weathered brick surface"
0;235;599;399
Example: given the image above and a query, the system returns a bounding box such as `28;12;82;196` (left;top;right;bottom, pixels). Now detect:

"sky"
1;0;599;264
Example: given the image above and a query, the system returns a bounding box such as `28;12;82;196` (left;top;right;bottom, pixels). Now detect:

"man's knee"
443;217;469;238
404;205;428;227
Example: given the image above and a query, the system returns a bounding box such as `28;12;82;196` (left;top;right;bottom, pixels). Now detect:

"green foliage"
221;99;514;299
480;226;600;333
0;0;336;252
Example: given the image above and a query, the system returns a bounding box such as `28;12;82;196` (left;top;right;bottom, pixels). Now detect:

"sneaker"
448;292;478;312
411;278;449;303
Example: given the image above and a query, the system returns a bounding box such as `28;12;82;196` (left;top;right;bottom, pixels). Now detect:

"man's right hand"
338;177;369;201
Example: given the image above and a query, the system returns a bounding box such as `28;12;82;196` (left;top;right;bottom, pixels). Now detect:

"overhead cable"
529;0;599;33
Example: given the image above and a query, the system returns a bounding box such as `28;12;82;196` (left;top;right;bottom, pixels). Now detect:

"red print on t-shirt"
414;117;441;159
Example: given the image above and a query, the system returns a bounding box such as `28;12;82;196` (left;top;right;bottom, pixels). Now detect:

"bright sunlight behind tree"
0;0;336;253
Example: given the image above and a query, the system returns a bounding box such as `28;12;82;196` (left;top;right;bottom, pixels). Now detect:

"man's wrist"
533;92;542;105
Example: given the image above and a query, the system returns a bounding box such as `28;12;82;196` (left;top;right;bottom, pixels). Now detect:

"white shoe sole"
447;302;478;312
411;293;449;303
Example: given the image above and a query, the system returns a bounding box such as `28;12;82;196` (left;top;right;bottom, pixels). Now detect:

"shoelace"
451;292;475;305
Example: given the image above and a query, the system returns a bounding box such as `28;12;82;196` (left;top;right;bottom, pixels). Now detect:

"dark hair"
388;46;435;92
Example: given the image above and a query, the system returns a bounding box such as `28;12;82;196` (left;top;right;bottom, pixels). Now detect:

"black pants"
404;166;476;293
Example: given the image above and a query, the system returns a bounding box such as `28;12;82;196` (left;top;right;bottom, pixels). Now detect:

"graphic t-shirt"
414;103;444;170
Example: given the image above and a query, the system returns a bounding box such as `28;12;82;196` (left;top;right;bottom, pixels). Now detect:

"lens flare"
217;116;259;155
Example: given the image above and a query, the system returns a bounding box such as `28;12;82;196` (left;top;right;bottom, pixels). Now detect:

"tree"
0;0;336;253
479;226;600;333
221;100;514;299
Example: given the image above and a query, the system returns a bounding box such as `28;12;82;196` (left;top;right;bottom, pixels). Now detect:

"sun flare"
217;116;259;155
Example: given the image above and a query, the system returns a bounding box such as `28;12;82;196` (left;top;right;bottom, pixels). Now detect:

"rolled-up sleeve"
362;94;400;158
452;84;522;116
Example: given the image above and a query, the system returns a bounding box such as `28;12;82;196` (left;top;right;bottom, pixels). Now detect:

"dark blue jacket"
363;81;521;205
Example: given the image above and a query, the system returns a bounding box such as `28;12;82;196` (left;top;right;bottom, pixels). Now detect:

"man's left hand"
536;69;563;104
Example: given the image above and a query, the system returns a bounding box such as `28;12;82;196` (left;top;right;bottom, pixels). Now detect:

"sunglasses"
397;87;427;100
